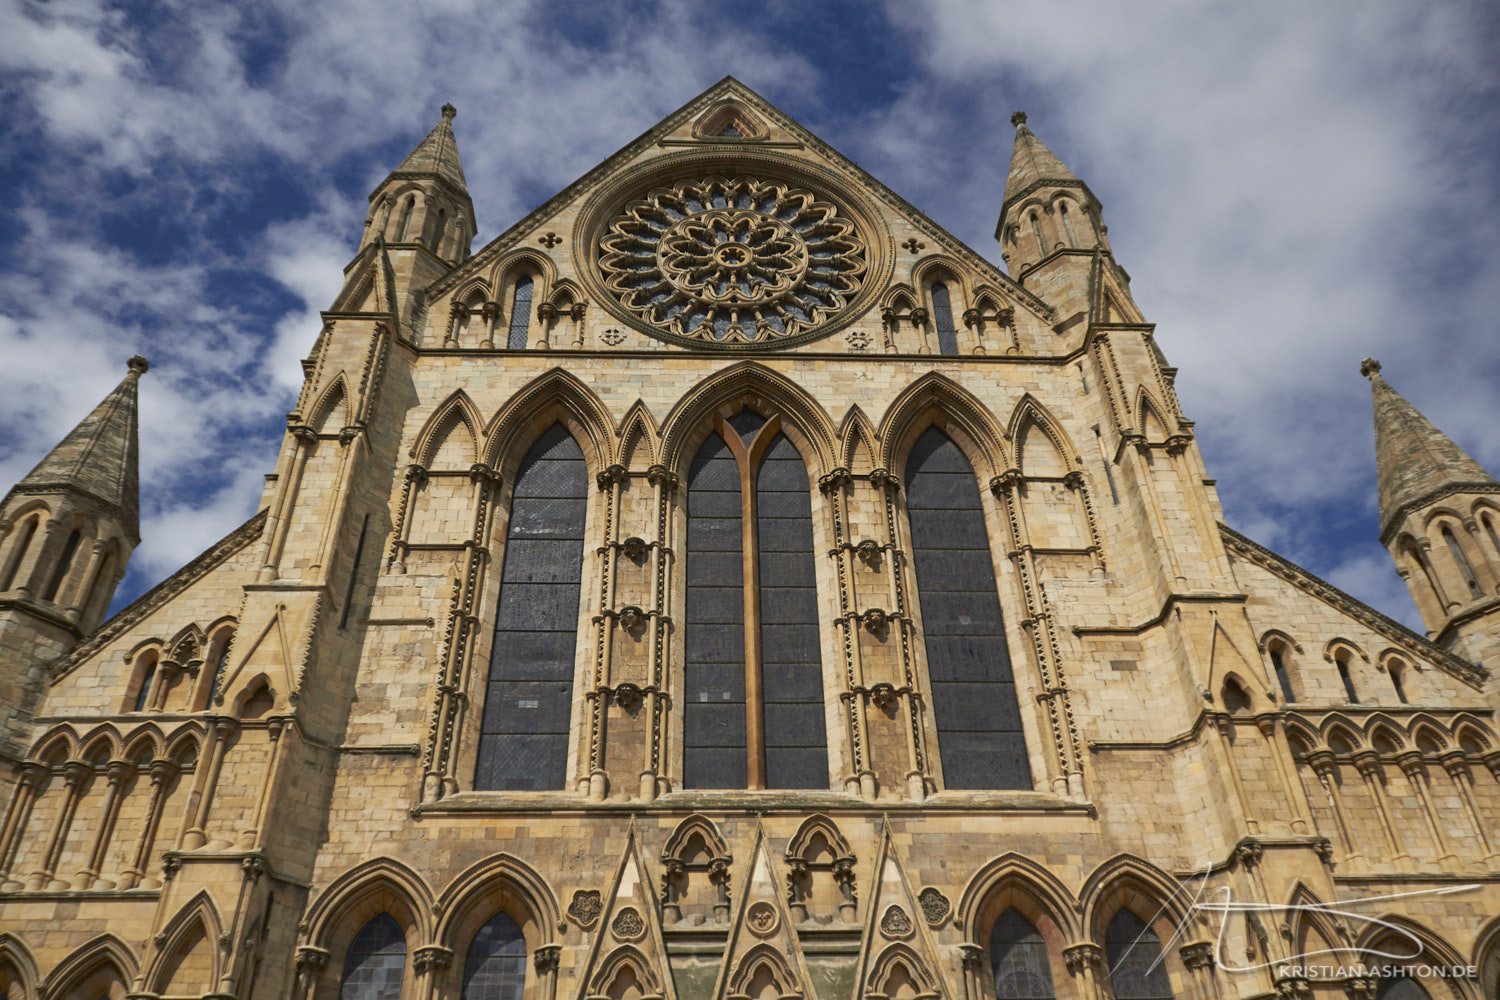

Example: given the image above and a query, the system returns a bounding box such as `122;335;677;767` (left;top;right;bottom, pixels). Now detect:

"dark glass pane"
991;909;1056;1000
728;410;767;441
757;434;828;789
507;277;533;349
462;911;526;1000
932;283;959;356
477;425;584;791
684;433;747;788
1375;978;1431;1000
906;428;1031;790
1270;647;1296;702
341;913;406;1000
1105;910;1173;1000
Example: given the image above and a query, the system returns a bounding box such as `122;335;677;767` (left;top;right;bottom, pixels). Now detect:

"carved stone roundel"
599;175;868;347
611;906;646;940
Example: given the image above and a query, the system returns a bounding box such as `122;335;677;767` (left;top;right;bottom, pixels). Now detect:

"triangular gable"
574;825;676;1000
851;824;947;1000
708;823;816;1000
425;78;1053;325
1220;523;1486;687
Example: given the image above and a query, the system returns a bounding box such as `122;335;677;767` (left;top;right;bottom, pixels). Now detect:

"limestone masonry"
0;79;1497;1000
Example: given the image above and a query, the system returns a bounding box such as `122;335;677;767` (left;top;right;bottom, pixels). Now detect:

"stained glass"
340;913;406;1000
991;909;1055;1000
931;282;959;356
462;911;526;1000
1105;910;1173;1000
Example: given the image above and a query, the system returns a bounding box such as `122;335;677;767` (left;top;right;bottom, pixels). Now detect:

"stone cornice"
48;508;268;683
1219;522;1486;687
1378;481;1500;545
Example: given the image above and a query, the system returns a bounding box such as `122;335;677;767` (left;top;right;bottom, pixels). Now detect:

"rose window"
599;175;868;345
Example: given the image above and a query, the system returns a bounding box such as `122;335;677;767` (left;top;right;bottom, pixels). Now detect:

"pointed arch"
693;99;771;141
865;942;941;999
659;362;837;478
308;373;351;434
490;249;559;300
881;285;917;315
412;390;483;468
1364;714;1409;753
453;277;492;308
1406;716;1451;754
163;724;205;764
1473;915;1500;1000
166;622;206;665
1321;717;1365;754
661;815;731;867
957;852;1081;940
1452;715;1497;753
1079;855;1194;942
434;852;562;950
1284;716;1322;755
483;368;614;478
587;945;664;1000
77;724;122;762
303;856;436;950
1135;388;1172;443
1006;395;1080;478
41;933;137;1000
784;815;854;865
29;725;78;764
120;724;166;762
730;942;804;999
877;371;1010;478
839;406;878;471
1282;882;1353;969
0;933;38;1000
1356;915;1468;975
615;400;660;468
144;889;223;995
549;277;584;309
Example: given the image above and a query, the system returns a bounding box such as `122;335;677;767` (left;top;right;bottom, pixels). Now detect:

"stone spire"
1001;111;1080;215
12;355;147;543
1363;358;1499;535
388;102;468;193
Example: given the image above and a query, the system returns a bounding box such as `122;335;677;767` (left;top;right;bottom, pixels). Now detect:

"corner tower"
0;356;146;757
1365;357;1500;666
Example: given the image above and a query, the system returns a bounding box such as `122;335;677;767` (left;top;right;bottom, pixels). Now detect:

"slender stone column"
28;760;90;890
259;426;319;581
63;538;108;621
535;946;562;1000
1351;751;1408;867
1395;751;1453;863
1438;752;1498;860
74;760;133;888
241;717;288;849
1064;943;1106;1000
120;759;177;889
412;945;452;1000
0;762;48;888
1213;716;1258;834
181;718;237;850
294;947;328;1000
1257;714;1313;833
1306;751;1360;865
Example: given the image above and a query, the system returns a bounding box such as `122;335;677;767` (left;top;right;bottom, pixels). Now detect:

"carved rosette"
598;175;867;347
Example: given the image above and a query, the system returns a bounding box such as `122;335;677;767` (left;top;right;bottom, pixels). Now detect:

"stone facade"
0;79;1497;1000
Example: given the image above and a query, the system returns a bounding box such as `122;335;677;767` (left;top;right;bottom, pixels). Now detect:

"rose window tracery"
599;175;868;345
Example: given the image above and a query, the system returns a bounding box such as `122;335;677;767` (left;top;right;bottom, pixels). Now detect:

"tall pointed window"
1269;644;1296;702
1403;537;1445;610
41;528;81;603
1442;526;1483;599
683;412;827;789
132;656;157;713
991;909;1056;1000
462;911;527;1000
931;282;959;356
906;428;1031;789
1105;909;1173;1000
1335;653;1359;704
0;515;37;591
340;913;407;1000
1059;203;1078;247
1029;212;1046;257
477;425;586;790
506;277;534;350
397;197;416;242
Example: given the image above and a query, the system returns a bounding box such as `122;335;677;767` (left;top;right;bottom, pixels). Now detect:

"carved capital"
1313;838;1335;864
413;945;453;975
1063;943;1102;975
405;463;429;486
1062;470;1085;490
617;606;647;636
861;608;890;636
868;468;900;492
61;761;92;789
1275;976;1312;1000
1234;839;1264;870
818;467;853;493
1164;433;1193;456
1181;942;1215;971
596;464;628;491
534;945;561;974
469;463;502;489
989;469;1024;495
910;307;930;326
105;761;134;786
645;464;678;490
854;539;882;568
290;424;319;446
481;301;502;322
621;536;648;564
449;298;470;317
295;946;329;973
536;301;560;324
1350;750;1383;779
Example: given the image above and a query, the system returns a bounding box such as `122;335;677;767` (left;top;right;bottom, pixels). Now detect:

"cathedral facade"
0;78;1497;1000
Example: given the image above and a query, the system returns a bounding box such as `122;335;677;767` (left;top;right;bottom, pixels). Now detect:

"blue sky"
1;0;1497;631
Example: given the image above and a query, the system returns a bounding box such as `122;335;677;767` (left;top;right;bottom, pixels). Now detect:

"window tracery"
598;176;867;347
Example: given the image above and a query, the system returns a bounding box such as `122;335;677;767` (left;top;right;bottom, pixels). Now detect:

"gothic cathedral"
0;79;1497;1000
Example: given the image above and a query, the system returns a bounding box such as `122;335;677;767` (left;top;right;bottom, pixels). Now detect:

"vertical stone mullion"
0;764;45;887
75;760;132;888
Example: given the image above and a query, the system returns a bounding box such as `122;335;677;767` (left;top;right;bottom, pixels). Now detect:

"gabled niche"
693;100;770;141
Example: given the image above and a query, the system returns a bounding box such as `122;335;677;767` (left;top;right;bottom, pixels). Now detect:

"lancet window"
931;282;959;356
0;514;38;591
340;913;406;1000
462;911;526;1000
41;528;81;603
990;909;1056;1000
1104;909;1173;1000
905;427;1030;789
476;425;586;791
682;411;827;789
506;277;534;350
1443;525;1482;599
1269;644;1296;703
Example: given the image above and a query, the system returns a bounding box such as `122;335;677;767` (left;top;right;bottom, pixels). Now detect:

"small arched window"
1482;512;1500;558
201;632;232;710
506;277;534;350
0;514;38;591
990;909;1056;1000
41;528;81;603
461;911;527;1000
340;913;407;1000
1442;525;1483;599
1388;661;1409;704
1403;537;1445;610
477;424;586;791
1269;644;1296;702
1335;653;1359;704
930;282;959;356
1029;212;1046;257
1104;909;1173;1000
397;197;416;242
82;544;117;622
1058;203;1077;247
133;655;157;713
435;208;447;251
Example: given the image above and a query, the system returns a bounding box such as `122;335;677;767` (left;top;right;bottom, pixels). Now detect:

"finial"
441;103;457;122
1011;111;1028;128
1360;357;1382;379
127;355;150;376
